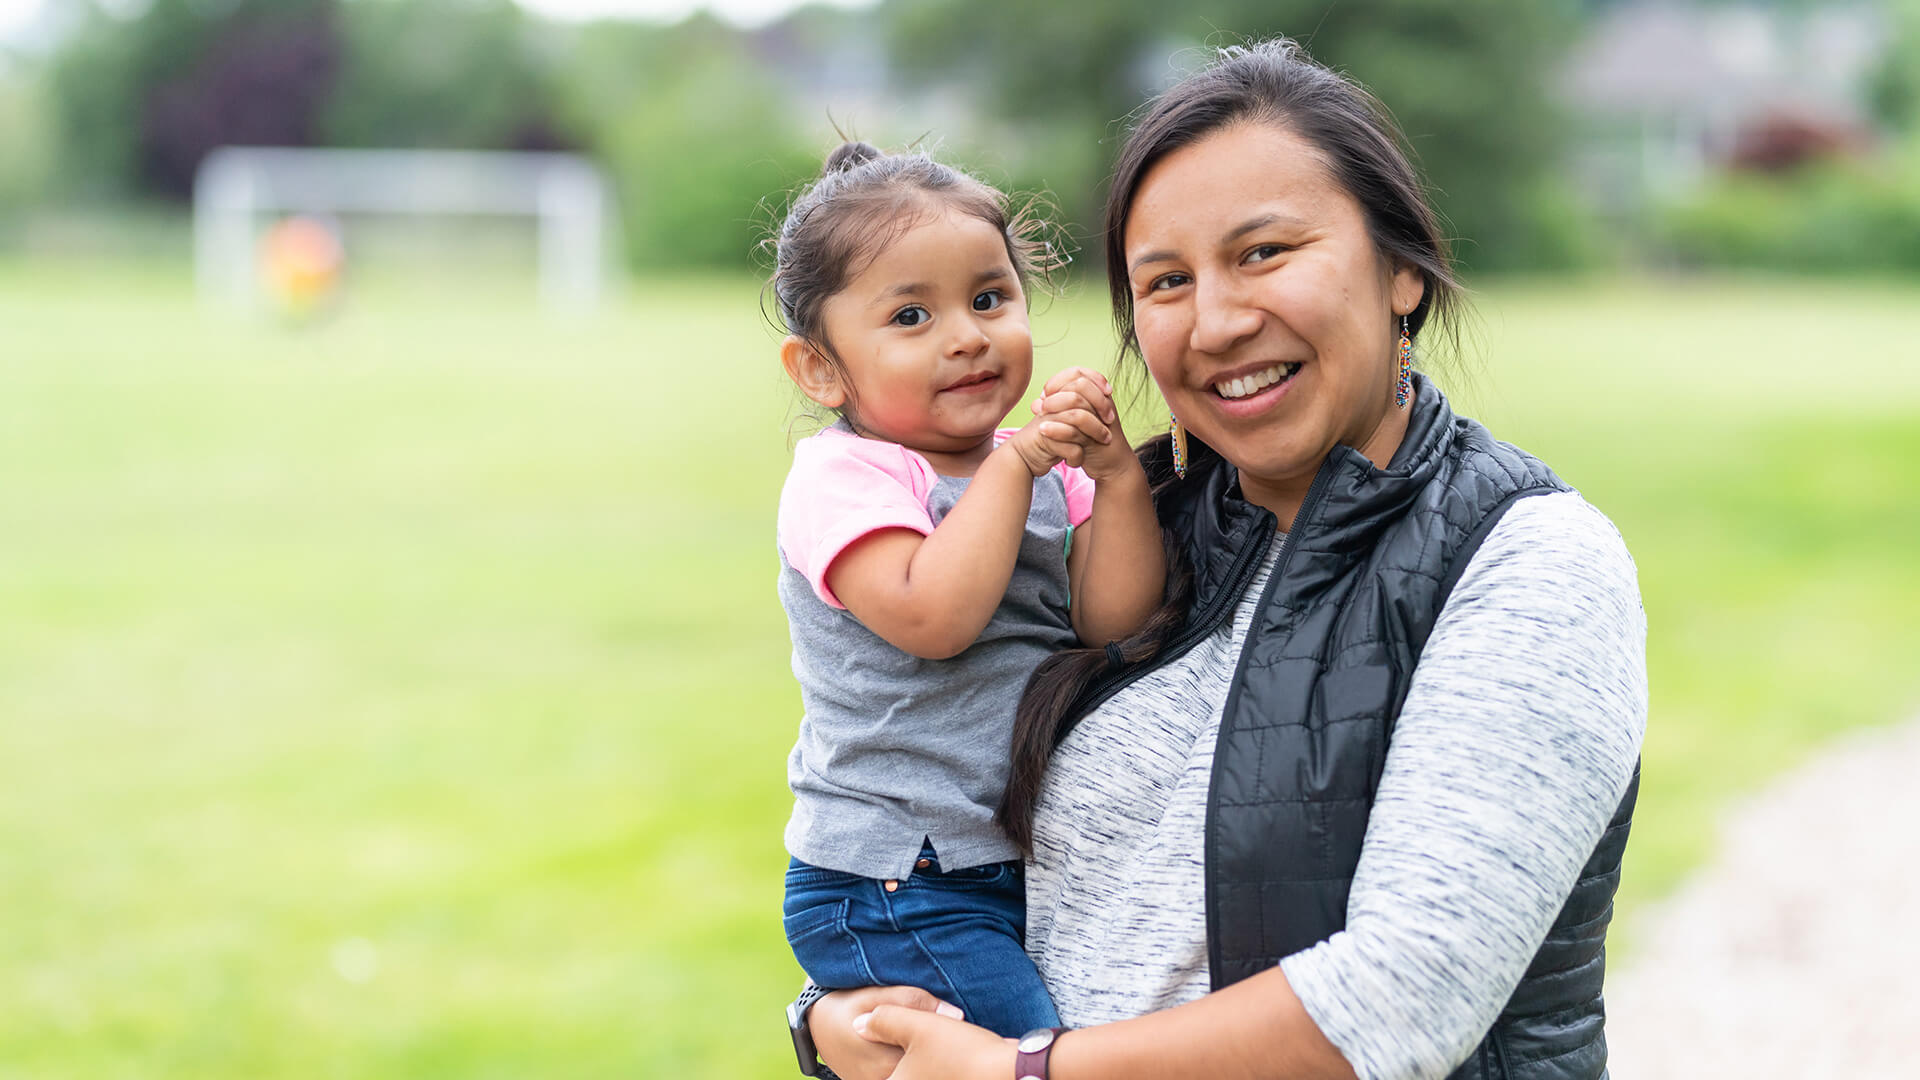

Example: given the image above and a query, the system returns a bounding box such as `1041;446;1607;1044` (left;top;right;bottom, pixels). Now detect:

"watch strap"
787;981;841;1079
1014;1026;1067;1080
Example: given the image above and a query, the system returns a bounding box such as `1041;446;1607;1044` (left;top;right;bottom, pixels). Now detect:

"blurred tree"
1869;0;1920;132
48;0;341;200
42;0;573;204
0;62;54;219
882;0;1583;271
558;13;816;269
323;0;571;150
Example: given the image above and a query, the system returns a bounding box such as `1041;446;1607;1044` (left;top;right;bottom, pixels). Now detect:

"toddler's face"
816;206;1032;455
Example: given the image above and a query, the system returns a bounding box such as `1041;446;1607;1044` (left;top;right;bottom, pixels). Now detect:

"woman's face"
1122;122;1424;508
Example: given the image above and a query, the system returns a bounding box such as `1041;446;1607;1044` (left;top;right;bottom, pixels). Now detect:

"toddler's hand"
1001;414;1068;477
1029;367;1137;482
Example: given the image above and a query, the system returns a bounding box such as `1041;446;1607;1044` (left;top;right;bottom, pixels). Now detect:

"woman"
797;38;1645;1080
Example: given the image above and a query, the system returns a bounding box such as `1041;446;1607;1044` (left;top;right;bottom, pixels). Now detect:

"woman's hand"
812;986;964;1080
854;1004;1018;1080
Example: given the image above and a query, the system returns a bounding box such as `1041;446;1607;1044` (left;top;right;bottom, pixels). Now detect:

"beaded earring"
1395;314;1414;408
1169;411;1188;479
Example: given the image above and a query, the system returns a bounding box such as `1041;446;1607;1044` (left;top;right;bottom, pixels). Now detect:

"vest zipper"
1490;1027;1513;1078
1203;464;1335;989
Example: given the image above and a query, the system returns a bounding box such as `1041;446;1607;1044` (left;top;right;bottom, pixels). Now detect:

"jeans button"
915;858;931;869
884;880;899;893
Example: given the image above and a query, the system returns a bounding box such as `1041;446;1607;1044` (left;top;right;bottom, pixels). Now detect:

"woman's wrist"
1087;453;1150;491
1014;1027;1069;1079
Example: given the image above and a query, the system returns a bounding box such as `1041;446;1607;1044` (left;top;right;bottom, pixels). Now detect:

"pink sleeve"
777;431;937;609
1057;463;1097;527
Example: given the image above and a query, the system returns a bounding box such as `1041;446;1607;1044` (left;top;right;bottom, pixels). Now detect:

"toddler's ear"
781;336;848;409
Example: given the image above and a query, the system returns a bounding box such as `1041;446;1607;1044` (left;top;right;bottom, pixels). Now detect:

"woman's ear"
781;335;848;409
1390;263;1426;319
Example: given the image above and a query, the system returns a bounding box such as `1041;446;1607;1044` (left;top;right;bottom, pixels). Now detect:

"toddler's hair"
766;141;1063;369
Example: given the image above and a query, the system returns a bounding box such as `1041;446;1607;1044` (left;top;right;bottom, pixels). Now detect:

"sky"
0;0;877;49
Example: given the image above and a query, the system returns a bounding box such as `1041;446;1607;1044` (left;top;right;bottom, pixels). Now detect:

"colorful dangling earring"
1395;314;1414;408
1169;411;1189;479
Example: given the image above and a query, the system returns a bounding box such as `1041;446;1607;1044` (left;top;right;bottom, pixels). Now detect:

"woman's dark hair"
999;38;1464;853
765;140;1063;424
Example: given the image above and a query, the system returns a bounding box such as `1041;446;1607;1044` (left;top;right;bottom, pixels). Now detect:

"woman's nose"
1189;277;1262;354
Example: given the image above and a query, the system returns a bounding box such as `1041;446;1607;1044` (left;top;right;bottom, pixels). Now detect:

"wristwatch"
1015;1026;1067;1080
786;981;842;1079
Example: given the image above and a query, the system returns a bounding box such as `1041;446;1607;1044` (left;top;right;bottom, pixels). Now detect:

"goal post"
193;147;614;312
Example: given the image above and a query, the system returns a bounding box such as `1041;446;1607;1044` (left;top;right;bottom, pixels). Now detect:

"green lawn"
2;261;1915;1078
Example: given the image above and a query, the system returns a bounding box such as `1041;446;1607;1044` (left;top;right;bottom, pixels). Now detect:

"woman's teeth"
1215;363;1300;400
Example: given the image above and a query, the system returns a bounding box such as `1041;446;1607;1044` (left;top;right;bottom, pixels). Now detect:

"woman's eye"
973;289;1005;312
1148;272;1191;293
1244;243;1289;264
890;305;929;327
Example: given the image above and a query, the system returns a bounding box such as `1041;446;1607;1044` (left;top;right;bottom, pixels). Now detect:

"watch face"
1016;1029;1056;1053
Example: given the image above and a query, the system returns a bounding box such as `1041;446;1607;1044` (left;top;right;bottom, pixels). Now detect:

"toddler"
768;141;1166;1037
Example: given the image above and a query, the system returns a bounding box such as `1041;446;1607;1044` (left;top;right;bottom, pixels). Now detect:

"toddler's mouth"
942;371;1001;394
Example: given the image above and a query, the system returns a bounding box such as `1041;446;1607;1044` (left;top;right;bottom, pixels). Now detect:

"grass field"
2;259;1916;1078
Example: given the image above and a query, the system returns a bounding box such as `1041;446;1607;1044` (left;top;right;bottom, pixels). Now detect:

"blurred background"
1;0;1915;1076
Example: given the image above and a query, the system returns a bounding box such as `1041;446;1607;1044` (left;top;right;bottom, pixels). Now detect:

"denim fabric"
783;846;1060;1038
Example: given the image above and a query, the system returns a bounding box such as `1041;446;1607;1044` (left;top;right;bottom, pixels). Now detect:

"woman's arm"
856;492;1646;1080
1274;493;1645;1078
858;966;1355;1079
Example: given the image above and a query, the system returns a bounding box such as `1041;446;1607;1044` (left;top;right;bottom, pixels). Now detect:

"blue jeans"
783;845;1060;1038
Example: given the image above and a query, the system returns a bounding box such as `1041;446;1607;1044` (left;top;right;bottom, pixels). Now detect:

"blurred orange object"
259;216;344;318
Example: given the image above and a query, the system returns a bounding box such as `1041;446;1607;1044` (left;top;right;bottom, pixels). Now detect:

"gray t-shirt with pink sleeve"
777;424;1095;882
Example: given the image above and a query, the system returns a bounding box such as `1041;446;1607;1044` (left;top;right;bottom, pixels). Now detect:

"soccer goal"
193;147;614;312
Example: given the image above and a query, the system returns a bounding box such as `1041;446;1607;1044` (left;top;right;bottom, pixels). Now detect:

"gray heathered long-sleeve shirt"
1023;491;1647;1080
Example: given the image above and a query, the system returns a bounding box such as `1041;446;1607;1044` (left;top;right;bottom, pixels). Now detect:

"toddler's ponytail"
822;140;882;175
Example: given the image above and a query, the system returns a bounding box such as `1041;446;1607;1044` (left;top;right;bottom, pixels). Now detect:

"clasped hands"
811;984;1019;1080
1003;367;1134;481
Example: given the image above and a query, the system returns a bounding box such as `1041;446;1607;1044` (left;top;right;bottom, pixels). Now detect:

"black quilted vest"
1057;377;1638;1080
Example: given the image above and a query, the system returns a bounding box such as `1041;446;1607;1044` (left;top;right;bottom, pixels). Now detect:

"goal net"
193;147;613;312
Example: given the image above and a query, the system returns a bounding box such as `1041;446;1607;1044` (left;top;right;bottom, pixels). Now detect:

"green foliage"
0;64;53;220
323;0;567;150
560;15;817;270
883;0;1585;271
46;0;341;200
41;0;572;203
43;1;147;199
1657;142;1920;273
1869;0;1920;131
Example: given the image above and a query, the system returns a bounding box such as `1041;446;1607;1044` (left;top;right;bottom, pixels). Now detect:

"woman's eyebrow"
1127;250;1178;275
1129;213;1310;275
1224;212;1307;244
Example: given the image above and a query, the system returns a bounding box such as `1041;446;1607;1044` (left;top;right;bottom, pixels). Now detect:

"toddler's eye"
891;305;929;327
973;289;1005;312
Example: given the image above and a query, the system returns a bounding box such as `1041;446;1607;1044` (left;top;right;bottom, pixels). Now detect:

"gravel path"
1603;717;1920;1078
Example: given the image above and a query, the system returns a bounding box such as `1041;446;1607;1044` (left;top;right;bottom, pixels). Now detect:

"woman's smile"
1201;359;1306;417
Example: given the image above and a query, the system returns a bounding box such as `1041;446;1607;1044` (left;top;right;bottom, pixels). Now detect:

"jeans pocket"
782;897;876;990
915;861;1016;891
